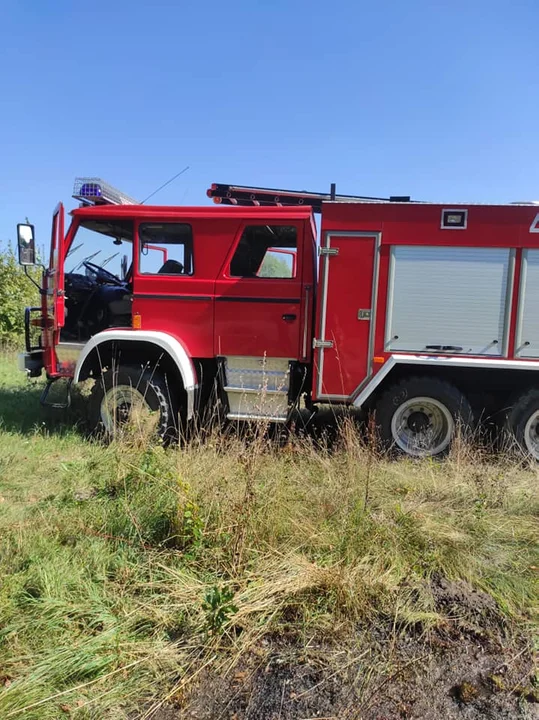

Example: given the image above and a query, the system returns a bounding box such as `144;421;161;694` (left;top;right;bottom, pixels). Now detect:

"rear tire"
88;365;179;443
505;388;539;460
374;376;473;458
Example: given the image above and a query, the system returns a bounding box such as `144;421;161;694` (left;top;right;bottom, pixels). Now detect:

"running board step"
222;356;292;422
225;387;289;422
40;377;72;409
227;413;288;423
223;386;284;395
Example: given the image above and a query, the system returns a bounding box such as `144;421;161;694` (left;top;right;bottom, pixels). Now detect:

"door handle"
282;313;297;322
425;345;463;353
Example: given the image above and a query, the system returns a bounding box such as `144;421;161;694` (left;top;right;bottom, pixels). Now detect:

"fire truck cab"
17;178;539;458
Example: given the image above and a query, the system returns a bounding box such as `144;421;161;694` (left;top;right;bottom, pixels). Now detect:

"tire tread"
374;375;473;457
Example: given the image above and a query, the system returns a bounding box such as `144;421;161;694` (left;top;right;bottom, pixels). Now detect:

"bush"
0;243;40;347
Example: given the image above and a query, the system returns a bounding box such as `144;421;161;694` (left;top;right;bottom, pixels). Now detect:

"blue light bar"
80;182;103;199
72;177;138;206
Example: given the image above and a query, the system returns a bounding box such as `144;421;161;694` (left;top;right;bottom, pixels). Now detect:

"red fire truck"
16;178;539;458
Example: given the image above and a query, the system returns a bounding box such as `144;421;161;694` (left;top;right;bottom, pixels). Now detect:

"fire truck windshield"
65;219;133;278
61;219;134;342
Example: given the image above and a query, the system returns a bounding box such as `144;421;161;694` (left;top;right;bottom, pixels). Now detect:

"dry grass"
0;353;537;718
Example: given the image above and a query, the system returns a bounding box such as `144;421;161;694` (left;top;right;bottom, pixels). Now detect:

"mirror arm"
24;265;45;294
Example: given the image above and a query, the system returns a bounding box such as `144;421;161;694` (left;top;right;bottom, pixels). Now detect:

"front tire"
374;377;473;458
88;365;179;442
505;388;539;460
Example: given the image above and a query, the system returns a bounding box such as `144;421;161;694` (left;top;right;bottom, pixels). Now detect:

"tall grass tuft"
0;354;537;717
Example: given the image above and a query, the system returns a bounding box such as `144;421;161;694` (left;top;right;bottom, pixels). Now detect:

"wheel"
88;365;179;442
505;388;539;460
374;377;473;457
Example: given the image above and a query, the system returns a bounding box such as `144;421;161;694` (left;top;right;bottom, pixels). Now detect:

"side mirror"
121;255;128;280
17;223;36;266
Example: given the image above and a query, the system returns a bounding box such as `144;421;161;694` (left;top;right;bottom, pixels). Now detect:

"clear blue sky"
1;0;538;254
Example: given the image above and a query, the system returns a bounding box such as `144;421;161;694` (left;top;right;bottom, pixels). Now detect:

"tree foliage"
0;243;40;346
258;252;293;278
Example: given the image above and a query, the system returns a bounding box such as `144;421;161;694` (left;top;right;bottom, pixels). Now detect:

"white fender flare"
352;353;539;409
73;329;197;419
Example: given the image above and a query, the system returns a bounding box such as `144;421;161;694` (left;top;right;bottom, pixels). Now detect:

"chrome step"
227;413;288;423
225;387;289;422
223;386;284;395
223;356;292;422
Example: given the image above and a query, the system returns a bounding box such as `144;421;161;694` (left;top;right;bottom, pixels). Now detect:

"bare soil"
150;578;538;720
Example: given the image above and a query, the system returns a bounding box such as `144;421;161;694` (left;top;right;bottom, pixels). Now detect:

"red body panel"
43;204;66;376
507;248;523;358
214;218;310;359
50;206;314;373
313;201;539;401
42;194;539;408
131;215;243;358
213;285;302;358
320;202;539;248
314;234;376;398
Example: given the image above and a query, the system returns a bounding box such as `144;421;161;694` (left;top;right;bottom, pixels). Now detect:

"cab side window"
139;223;194;275
230;225;297;279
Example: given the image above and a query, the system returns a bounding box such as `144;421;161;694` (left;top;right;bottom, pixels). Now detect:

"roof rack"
73;178;139;206
207;183;412;213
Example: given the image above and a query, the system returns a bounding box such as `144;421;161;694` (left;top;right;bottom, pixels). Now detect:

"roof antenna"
141;166;190;204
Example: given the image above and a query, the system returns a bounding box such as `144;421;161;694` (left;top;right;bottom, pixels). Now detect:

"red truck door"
132;220;215;358
43;203;66;375
49;203;66;331
314;232;380;400
214;220;312;360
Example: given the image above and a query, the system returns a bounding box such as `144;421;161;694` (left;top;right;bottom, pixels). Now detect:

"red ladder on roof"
206;183;412;213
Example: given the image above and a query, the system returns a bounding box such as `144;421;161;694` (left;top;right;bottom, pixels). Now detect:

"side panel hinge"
313;338;334;349
318;246;339;256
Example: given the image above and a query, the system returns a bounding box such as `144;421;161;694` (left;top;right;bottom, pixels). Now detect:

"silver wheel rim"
523;410;539;459
100;385;154;434
390;396;454;457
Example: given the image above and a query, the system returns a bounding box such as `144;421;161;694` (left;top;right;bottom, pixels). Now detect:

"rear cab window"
138;223;194;275
229;225;297;279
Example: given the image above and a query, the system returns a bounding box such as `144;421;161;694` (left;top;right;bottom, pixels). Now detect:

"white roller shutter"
516;249;539;357
386;246;513;356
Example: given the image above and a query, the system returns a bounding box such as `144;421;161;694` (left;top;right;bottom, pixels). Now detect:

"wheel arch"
73;330;197;419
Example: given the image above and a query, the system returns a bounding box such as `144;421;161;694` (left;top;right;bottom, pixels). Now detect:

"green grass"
0;352;537;718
